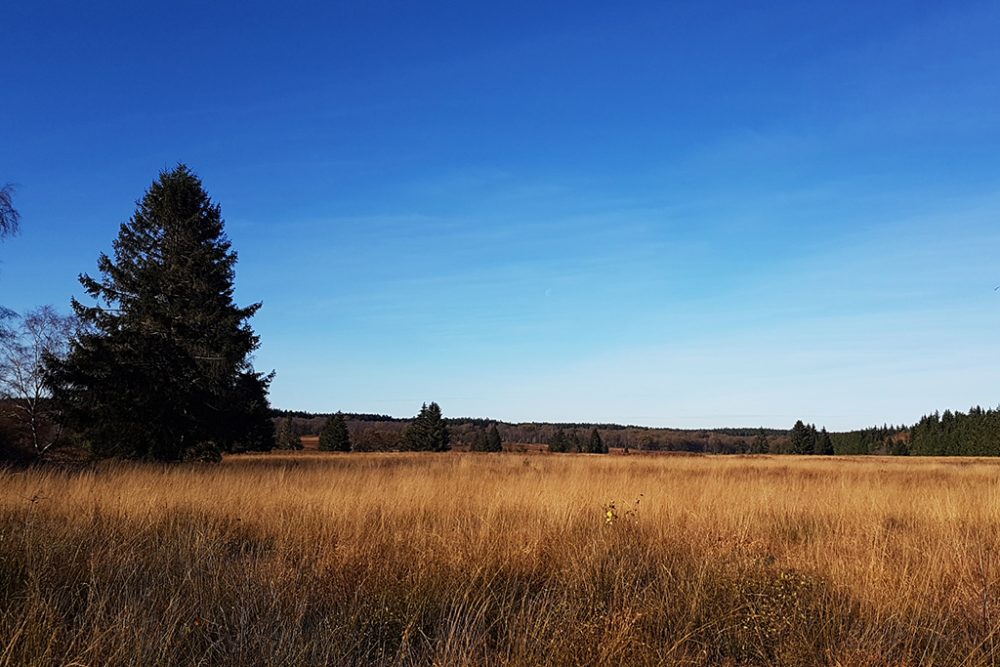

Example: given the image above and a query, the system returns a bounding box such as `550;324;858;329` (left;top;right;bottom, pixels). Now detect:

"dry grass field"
1;453;999;666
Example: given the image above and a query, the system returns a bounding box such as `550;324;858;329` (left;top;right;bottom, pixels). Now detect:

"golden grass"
1;453;999;666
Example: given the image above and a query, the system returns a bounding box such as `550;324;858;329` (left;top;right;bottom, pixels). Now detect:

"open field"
1;453;999;666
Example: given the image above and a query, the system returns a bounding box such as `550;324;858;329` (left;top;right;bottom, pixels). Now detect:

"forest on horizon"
270;405;1000;457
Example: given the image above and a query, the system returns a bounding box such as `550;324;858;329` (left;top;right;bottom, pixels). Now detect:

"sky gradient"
3;1;1000;430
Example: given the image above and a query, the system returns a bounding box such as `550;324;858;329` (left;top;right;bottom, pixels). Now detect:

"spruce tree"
486;423;503;452
789;420;811;455
472;427;489;452
588;428;607;453
276;416;300;450
46;165;271;460
548;429;568;453
816;427;834;455
221;371;276;452
404;402;450;451
405;403;429;451
751;428;769;454
425;402;450;452
319;411;351;452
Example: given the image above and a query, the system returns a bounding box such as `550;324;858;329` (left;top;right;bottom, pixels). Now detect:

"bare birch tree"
0;184;19;239
0;306;75;458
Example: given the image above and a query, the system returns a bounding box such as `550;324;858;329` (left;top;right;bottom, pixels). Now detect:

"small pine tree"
276;417;301;450
471;427;489;452
751;428;769;454
790;420;812;455
588;428;607;453
405;402;450;451
486;423;503;452
570;431;583;453
816;427;834;455
319;411;351;452
548;429;568;453
404;403;429;451
426;402;450;452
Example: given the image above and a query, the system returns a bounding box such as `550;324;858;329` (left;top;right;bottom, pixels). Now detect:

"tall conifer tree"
47;165;273;460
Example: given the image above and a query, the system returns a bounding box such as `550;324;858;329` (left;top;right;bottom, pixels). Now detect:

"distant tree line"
825;411;1000;457
547;428;607;453
267;409;1000;460
907;407;1000;456
270;403;458;453
271;413;798;455
830;424;908;456
823;408;1000;457
263;407;1000;458
272;408;403;422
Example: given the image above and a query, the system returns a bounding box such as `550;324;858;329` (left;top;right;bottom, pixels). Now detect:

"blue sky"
2;1;999;430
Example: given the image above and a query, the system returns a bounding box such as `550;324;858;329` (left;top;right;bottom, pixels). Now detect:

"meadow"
1;452;998;666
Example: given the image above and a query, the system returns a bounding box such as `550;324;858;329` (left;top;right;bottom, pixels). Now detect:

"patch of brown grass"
1;453;999;666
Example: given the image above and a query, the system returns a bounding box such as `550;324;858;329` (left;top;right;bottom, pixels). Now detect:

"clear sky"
2;1;999;430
